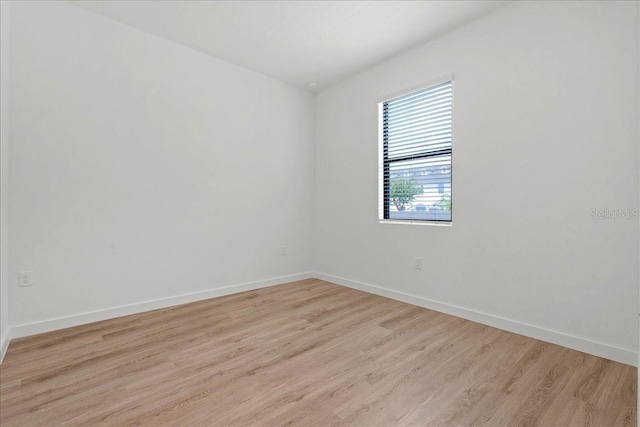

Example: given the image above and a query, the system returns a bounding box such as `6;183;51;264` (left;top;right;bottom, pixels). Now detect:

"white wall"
315;1;639;365
1;1;11;359
8;1;314;332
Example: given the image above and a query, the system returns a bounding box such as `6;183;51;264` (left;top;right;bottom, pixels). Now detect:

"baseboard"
4;271;636;368
0;327;10;364
10;272;314;341
315;272;637;367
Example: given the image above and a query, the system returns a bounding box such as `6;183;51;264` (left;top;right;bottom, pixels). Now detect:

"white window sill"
378;219;452;227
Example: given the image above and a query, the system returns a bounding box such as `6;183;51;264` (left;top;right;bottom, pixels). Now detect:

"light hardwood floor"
0;279;636;426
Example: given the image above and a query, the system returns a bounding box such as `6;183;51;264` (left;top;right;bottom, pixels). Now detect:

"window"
379;78;453;222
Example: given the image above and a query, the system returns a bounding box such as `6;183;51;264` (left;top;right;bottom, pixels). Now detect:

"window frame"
378;75;454;225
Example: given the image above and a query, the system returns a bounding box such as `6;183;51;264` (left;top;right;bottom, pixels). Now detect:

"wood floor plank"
0;279;636;426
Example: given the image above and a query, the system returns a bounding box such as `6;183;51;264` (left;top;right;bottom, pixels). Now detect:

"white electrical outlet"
19;271;33;287
414;257;423;270
281;246;287;256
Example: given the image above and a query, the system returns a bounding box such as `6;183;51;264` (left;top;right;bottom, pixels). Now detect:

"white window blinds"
381;79;453;222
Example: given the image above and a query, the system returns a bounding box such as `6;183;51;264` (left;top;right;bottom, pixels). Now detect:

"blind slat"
387;93;452;115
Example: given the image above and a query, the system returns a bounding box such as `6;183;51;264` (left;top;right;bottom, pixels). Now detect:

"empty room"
0;1;638;426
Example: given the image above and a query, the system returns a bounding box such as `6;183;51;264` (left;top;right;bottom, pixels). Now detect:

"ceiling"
69;1;509;92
